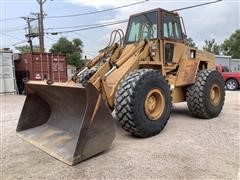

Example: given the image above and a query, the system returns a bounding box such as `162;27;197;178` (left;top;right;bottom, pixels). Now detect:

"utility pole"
36;0;47;53
22;17;37;53
37;13;41;51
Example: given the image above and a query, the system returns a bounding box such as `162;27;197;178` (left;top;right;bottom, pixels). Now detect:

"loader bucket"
16;81;116;165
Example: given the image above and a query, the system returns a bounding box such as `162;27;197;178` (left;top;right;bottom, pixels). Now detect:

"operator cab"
124;8;186;44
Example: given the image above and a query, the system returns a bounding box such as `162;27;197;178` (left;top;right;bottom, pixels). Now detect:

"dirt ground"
1;91;239;180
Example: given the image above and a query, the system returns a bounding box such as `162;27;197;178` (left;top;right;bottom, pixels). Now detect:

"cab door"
162;13;185;65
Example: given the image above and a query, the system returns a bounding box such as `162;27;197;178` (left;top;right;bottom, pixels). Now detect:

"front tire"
186;70;225;119
226;79;238;90
114;69;172;138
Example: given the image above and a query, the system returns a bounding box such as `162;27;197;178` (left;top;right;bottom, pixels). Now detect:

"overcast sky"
0;0;239;58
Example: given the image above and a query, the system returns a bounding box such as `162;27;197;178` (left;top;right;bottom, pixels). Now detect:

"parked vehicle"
216;65;240;90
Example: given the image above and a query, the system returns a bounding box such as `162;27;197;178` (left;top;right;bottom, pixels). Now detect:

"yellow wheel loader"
17;8;225;165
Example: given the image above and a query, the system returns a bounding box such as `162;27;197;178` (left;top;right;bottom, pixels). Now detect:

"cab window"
163;14;183;41
174;17;183;39
163;14;174;39
125;12;158;43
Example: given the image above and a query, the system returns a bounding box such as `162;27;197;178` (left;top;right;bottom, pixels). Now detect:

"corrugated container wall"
0;50;16;93
15;53;67;82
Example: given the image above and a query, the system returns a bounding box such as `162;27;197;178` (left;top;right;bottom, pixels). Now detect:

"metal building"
215;55;231;68
230;59;240;72
0;49;17;93
215;55;240;72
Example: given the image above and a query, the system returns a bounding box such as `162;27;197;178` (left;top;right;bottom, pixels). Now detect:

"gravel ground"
1;91;239;180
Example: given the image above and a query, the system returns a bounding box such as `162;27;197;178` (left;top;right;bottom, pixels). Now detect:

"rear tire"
114;69;171;138
226;79;238;90
186;70;225;119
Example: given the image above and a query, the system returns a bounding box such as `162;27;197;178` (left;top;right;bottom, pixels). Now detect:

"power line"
12;40;28;47
45;34;56;42
0;17;20;22
46;3;78;12
46;20;128;34
0;0;221;22
0;0;147;23
46;0;149;19
2;28;25;33
1;32;25;41
72;31;94;39
46;19;128;30
46;22;116;30
2;24;26;30
172;0;222;11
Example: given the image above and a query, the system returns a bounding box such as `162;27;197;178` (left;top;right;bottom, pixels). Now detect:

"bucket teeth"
16;82;116;165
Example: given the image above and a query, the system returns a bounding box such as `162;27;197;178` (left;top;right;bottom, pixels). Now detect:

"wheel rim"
227;81;236;90
144;89;165;120
210;84;221;106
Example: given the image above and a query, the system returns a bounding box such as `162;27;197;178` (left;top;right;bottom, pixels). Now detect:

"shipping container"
15;52;67;94
0;49;17;94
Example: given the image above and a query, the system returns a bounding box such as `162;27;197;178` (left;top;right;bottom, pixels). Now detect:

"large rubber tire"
186;70;225;119
114;69;172;138
226;78;238;90
77;69;95;86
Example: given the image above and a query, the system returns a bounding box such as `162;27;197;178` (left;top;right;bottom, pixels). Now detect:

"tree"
50;37;84;68
221;29;240;58
15;45;40;53
186;37;197;48
203;38;221;55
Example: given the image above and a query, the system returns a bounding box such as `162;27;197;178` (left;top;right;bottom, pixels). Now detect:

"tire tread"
115;69;171;137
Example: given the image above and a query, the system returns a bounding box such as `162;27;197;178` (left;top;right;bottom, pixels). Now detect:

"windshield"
125;11;158;43
222;66;230;72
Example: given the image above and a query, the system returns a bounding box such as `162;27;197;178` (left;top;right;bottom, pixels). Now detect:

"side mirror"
183;34;188;44
183;33;187;40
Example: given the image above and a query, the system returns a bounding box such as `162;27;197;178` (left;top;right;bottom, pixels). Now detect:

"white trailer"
0;49;17;94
